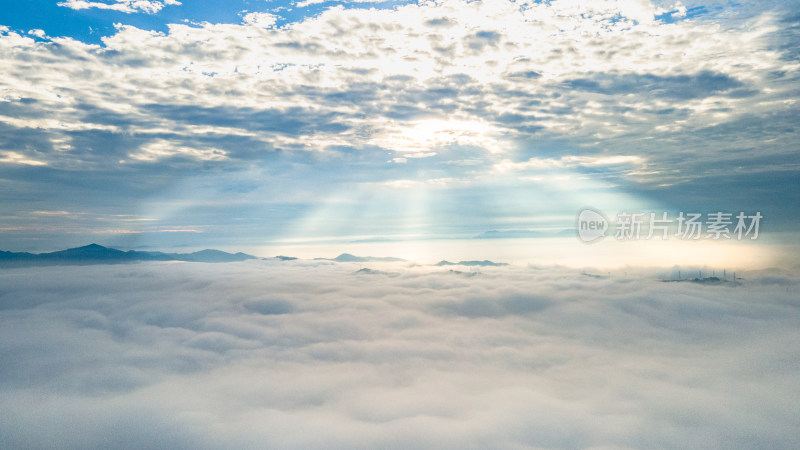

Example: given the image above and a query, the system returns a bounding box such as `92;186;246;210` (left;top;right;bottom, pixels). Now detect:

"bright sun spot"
373;119;507;156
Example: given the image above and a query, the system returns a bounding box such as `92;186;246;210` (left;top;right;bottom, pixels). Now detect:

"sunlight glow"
373;119;507;155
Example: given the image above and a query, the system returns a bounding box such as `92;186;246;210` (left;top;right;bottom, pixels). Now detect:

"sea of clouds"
1;260;799;449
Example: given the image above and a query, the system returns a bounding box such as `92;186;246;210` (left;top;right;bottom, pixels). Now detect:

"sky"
1;0;799;265
1;261;799;449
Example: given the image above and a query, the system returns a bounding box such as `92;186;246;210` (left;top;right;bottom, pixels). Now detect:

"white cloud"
0;151;47;166
57;0;181;14
0;261;798;448
495;155;645;172
655;1;687;18
128;139;229;162
294;0;383;8
30;210;72;216
242;12;278;28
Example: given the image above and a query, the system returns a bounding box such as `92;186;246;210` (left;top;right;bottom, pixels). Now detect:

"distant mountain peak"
331;253;406;263
435;260;508;267
0;244;258;267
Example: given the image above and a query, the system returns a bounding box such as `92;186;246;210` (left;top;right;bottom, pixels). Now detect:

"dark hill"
0;244;257;267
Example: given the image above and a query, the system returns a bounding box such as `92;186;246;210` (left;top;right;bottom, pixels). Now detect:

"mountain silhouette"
435;260;508;267
314;253;407;263
0;244;257;267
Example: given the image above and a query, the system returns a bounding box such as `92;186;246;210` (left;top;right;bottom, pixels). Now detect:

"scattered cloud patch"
242;12;278;28
495;155;645;172
129;139;229;162
0;151;47;166
57;0;181;14
30;210;72;216
294;0;390;8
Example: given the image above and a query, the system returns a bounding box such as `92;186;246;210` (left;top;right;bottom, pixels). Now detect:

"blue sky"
0;0;798;262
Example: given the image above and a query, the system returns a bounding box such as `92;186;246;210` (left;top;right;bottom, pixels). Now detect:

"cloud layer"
5;0;796;167
1;261;799;448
